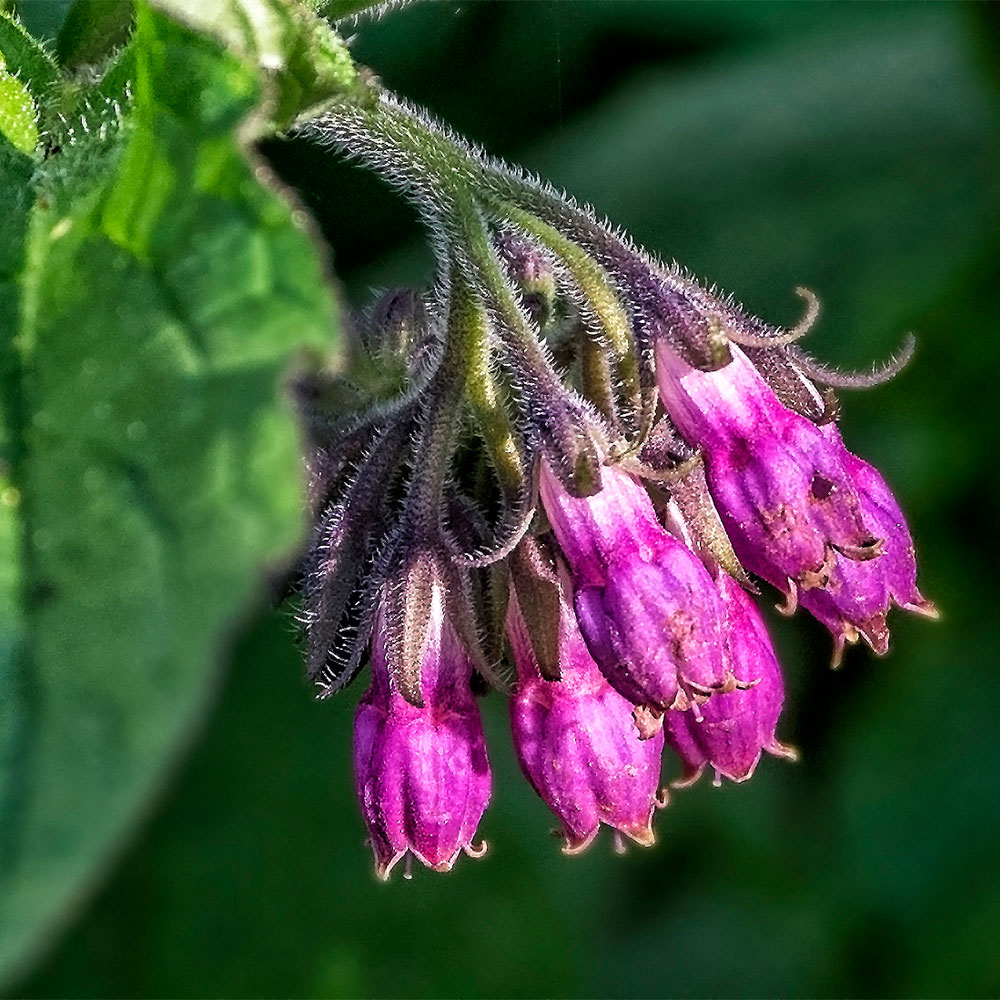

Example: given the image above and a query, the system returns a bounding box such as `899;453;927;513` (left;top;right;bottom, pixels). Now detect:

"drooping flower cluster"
292;88;935;878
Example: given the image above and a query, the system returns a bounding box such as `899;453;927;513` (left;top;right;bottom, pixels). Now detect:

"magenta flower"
507;568;666;853
795;435;937;658
656;341;933;656
539;461;729;720
663;572;796;785
354;585;491;879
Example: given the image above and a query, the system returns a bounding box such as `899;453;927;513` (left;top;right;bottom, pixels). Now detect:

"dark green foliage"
55;0;133;70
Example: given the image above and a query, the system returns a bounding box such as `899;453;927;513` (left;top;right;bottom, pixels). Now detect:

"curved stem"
458;289;526;504
499;202;642;431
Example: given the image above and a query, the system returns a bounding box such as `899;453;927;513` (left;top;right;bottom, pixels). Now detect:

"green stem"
454;197;552;372
409;257;526;524
305;93;607;486
456;286;525;504
500;201;641;435
310;94;643;433
501;203;635;366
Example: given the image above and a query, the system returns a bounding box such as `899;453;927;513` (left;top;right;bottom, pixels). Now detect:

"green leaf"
0;49;38;153
55;0;134;70
150;0;360;129
8;0;74;43
0;11;91;140
0;12;60;97
0;0;339;984
0;134;36;979
315;0;390;21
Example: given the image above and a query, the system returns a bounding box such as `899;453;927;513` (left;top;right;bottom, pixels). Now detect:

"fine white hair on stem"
789;334;916;389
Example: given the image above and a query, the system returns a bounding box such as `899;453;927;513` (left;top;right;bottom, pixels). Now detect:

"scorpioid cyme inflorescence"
291;88;935;880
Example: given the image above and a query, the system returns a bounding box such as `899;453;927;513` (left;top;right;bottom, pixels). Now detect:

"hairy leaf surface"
0;1;343;982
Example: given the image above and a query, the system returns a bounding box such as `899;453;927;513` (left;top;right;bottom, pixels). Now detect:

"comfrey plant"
292;87;936;880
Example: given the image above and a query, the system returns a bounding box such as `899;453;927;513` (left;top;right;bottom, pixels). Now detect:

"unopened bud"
496;233;557;328
364;287;427;365
507;567;664;853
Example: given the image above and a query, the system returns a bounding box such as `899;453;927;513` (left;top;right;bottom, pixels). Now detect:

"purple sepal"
354;587;491;879
656;341;931;654
663;573;796;785
507;581;665;852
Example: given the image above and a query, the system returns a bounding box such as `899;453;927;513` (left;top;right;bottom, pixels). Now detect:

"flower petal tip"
463;839;489;859
670;765;706;790
769;738;800;763
904;598;940;620
561;829;599;857
374;849;407;883
622;822;656;849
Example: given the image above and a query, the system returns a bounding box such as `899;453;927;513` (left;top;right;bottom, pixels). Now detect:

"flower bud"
540;461;729;716
663;572;795;784
507;571;665;853
354;583;491;879
656;341;929;653
539;457;677;587
363;287;427;364
496;233;558;328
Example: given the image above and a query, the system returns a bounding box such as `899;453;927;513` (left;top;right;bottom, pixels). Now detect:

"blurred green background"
11;1;1000;996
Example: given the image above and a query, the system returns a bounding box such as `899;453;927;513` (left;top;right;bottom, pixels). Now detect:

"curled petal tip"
830;643;844;670
832;537;885;562
463;839;489;859
831;622;862;669
561;829;599;856
670;765;706;790
775;580;799;617
374;849;407;883
632;703;664;740
769;738;800;762
622;822;656;848
904;598;940;620
857;615;890;655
